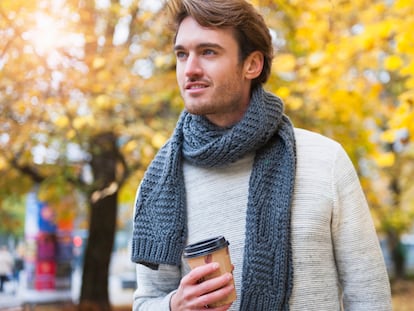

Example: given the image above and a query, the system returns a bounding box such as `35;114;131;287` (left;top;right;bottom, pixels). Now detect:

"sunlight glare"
25;12;66;56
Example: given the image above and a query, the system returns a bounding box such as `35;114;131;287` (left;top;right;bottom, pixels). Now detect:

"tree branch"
10;157;45;184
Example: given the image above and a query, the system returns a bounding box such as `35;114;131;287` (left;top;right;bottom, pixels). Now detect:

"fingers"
181;262;220;285
195;272;233;298
170;262;235;311
193;278;234;309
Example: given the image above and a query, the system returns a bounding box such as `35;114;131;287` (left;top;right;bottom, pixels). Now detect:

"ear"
244;51;264;80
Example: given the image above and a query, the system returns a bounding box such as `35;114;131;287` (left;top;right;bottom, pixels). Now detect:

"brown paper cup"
183;236;236;307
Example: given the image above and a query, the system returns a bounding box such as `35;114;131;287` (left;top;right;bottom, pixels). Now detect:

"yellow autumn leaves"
259;0;414;234
268;0;414;170
1;0;414;233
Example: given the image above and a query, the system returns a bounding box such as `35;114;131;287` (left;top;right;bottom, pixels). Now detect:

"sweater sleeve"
331;146;392;310
133;263;181;311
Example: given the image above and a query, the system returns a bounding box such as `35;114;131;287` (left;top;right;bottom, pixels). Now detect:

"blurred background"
1;0;414;310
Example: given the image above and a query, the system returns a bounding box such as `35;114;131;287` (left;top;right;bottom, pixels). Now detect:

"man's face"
174;16;252;127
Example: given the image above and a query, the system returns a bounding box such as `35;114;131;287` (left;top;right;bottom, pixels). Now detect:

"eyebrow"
174;43;225;52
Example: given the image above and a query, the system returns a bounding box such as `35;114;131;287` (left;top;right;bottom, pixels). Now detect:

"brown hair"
168;0;273;88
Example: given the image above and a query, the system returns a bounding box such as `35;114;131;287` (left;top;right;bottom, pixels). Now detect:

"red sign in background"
25;192;75;291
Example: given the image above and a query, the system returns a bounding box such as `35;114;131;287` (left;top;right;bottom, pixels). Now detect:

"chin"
184;103;208;115
185;108;205;116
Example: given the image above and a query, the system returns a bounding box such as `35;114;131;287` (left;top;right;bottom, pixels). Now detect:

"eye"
203;49;216;56
175;51;187;60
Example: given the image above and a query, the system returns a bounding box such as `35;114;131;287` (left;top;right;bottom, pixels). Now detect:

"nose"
184;54;202;78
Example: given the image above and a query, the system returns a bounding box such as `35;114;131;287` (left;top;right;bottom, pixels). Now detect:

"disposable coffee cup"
183;236;236;307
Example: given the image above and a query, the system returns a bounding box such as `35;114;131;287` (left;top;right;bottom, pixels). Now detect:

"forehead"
175;16;238;49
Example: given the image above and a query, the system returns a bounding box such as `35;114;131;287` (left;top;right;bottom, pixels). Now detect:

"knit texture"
131;86;296;310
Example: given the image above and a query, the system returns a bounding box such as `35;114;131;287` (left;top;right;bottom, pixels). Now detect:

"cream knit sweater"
133;128;392;311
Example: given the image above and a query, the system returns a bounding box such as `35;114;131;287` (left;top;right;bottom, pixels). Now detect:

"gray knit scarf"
131;86;296;310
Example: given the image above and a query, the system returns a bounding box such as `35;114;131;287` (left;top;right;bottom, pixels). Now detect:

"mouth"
185;82;209;90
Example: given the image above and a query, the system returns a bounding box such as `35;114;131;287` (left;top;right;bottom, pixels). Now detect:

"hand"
170;262;234;311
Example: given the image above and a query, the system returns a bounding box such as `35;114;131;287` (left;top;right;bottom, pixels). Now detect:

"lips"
185;81;209;90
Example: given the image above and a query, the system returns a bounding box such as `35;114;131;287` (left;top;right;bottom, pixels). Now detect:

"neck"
205;103;249;128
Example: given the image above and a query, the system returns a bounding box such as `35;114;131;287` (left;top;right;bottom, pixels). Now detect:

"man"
130;0;392;310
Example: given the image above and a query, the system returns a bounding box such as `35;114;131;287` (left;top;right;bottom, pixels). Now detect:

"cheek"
176;65;182;81
175;62;185;80
215;61;241;79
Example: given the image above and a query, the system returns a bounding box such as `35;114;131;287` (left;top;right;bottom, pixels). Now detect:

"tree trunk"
387;229;406;280
79;132;120;310
387;174;406;280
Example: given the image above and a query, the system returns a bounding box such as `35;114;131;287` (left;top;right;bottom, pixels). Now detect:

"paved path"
0;270;133;310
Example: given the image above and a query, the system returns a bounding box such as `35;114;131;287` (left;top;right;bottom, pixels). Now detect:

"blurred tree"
2;3;414;309
0;0;180;309
256;0;414;278
0;194;25;238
